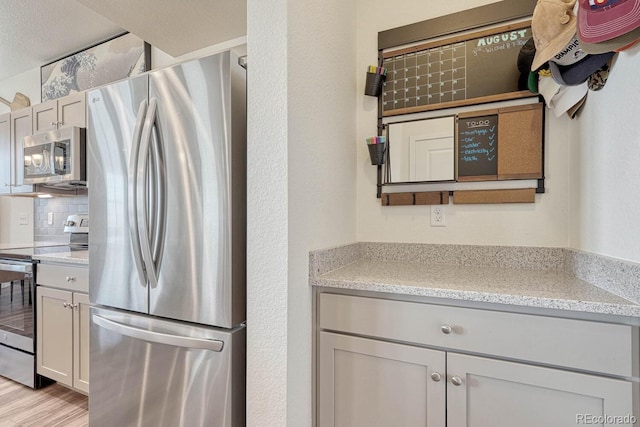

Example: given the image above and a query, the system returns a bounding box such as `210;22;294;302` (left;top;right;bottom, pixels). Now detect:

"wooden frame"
41;32;151;102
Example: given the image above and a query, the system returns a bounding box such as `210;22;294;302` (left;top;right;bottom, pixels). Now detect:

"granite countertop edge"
33;250;89;266
309;243;640;319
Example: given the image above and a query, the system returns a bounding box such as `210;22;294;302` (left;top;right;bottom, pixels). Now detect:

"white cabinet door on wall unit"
33;92;86;133
409;134;454;181
388;115;455;183
10;108;33;193
318;331;446;427
0;113;11;194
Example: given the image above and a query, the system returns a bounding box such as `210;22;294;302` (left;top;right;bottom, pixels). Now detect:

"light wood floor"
0;377;87;426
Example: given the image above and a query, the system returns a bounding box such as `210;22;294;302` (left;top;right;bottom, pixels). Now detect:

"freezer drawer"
89;307;245;427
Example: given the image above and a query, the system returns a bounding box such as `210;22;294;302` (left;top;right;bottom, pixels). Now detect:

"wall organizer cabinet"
373;0;547;203
36;263;90;394
317;292;639;427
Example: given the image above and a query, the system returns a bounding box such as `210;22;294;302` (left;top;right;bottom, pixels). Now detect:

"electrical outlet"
430;205;446;227
18;213;29;225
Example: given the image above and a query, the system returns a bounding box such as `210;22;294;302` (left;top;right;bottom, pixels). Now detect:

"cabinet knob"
430;372;442;382
63;302;69;308
451;376;463;386
72;303;79;309
441;324;453;334
66;276;76;282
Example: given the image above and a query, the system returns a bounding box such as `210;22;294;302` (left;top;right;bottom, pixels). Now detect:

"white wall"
355;0;571;248
0;197;34;243
0;68;41;114
568;49;640;263
246;0;357;425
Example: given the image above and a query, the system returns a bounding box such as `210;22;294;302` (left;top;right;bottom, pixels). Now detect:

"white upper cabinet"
33;92;86;133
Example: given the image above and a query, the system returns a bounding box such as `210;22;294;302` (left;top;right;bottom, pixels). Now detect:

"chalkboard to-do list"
457;115;498;180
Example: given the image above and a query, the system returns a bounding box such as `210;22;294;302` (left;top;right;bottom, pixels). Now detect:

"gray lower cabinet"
447;352;634;427
319;332;445;427
317;293;639;427
36;264;90;394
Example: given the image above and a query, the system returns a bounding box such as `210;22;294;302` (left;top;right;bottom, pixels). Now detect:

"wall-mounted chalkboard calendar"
381;22;532;117
457;114;498;181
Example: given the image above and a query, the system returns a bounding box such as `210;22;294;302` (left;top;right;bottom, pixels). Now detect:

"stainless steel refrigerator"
87;51;246;427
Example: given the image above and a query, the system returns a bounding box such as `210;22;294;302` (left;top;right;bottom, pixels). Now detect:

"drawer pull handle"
430;372;442;382
441;324;452;334
66;276;76;282
451;376;463;386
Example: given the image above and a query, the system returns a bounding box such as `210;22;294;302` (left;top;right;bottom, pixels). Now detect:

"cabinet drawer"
37;264;88;293
319;293;638;377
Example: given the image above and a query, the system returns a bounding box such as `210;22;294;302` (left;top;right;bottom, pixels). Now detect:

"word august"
476;30;528;47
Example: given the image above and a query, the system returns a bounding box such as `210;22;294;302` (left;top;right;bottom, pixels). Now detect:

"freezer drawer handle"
93;314;224;352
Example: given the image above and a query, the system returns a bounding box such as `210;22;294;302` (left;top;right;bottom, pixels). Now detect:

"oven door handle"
0;263;32;273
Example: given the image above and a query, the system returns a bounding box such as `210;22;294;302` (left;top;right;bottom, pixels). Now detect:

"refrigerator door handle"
92;314;225;352
128;100;149;287
137;97;159;288
150;115;166;272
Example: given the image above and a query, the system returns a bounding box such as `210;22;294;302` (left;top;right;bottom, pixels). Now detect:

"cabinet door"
319;331;445;427
10;108;33;193
447;352;636;427
32;100;58;133
58;92;86;128
37;286;73;387
0;113;11;194
73;292;90;393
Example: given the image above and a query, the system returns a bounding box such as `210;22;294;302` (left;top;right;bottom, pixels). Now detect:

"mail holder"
364;72;386;97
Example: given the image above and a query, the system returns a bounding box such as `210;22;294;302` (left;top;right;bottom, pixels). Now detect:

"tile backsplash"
34;195;88;243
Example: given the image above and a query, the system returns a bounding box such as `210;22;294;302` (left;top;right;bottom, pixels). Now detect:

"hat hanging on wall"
549;50;615;85
531;0;578;70
578;0;640;53
0;92;31;111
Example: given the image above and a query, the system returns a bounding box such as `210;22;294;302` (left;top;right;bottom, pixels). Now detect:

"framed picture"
41;32;151;102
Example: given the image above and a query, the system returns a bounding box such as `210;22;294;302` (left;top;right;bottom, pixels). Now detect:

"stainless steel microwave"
23;127;86;186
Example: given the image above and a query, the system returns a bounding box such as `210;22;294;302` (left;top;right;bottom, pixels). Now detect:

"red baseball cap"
578;0;640;53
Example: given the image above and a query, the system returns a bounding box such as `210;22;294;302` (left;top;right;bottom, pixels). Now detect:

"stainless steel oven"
0;258;43;387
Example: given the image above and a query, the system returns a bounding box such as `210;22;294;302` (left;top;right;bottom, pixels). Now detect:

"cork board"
456;103;543;182
497;103;543;180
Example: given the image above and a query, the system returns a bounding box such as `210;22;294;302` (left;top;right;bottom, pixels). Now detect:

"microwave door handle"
128;100;149;288
137;97;159;289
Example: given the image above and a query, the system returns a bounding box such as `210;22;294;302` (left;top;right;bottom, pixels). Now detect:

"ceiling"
0;0;122;81
0;0;247;82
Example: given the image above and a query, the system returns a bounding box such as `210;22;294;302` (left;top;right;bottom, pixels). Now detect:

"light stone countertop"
310;243;640;319
34;250;89;266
